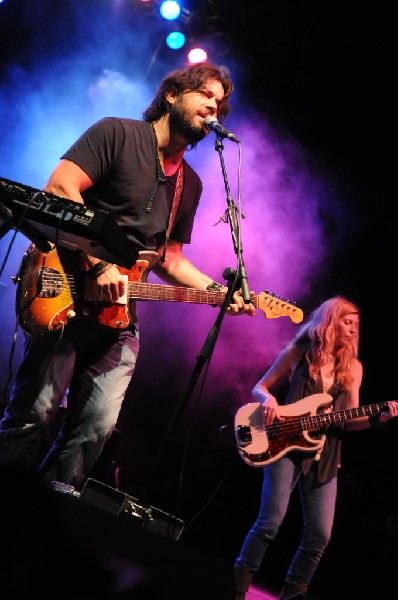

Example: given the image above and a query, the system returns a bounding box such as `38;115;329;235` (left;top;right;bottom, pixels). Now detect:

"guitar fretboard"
266;402;387;440
128;281;236;305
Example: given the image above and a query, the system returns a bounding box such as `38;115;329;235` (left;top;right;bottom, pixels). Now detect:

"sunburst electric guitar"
14;244;304;337
234;393;388;467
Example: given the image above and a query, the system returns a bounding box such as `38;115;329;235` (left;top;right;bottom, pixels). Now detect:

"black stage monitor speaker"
80;477;185;541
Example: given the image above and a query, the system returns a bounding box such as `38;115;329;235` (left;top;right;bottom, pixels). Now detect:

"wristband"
86;261;113;278
206;281;224;292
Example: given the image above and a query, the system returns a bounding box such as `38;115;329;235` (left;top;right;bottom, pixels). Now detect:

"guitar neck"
126;281;304;323
305;402;387;430
128;282;235;305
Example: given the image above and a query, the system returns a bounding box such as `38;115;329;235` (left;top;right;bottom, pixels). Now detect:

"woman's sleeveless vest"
285;353;348;483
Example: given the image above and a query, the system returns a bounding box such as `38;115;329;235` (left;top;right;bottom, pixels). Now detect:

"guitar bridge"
38;267;63;298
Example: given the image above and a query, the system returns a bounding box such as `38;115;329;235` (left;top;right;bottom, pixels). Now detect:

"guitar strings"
39;269;304;319
39;269;230;304
246;403;386;442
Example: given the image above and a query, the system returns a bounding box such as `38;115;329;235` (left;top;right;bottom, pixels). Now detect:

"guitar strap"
159;161;184;263
166;161;184;239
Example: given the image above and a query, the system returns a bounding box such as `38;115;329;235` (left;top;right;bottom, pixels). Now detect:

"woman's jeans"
0;323;139;489
235;455;337;588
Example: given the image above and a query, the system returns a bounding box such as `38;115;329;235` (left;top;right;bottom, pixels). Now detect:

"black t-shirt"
62;117;203;251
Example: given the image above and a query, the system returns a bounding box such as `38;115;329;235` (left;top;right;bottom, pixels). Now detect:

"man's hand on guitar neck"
225;287;256;317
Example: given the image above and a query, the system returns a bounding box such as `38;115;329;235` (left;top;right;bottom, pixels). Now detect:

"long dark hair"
143;61;234;123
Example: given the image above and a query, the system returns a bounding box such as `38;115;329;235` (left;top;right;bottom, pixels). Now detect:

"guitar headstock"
257;291;304;323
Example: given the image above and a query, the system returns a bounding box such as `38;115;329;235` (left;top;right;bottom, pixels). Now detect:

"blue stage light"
166;31;186;50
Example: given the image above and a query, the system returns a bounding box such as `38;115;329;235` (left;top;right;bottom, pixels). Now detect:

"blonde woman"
234;296;398;600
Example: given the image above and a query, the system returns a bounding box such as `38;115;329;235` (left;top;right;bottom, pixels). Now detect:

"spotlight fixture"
187;47;208;64
159;1;181;21
166;31;186;50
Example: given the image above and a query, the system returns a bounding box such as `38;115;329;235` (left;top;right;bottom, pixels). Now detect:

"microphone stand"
213;137;251;304
139;135;248;506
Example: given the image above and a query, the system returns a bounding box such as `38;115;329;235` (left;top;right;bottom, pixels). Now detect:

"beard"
169;102;206;145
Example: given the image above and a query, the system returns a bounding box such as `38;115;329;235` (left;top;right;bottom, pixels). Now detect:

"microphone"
203;116;240;143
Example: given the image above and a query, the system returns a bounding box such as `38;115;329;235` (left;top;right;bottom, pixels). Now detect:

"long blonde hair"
292;296;359;391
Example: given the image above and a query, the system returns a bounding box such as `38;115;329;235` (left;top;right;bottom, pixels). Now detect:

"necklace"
146;121;165;213
150;121;165;183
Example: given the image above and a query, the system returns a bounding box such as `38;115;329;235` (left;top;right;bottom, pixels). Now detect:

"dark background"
0;1;397;597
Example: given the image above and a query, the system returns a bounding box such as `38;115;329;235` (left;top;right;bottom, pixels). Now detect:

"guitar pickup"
115;274;129;305
236;425;252;446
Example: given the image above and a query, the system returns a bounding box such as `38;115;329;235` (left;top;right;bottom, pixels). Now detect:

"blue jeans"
0;324;139;489
235;455;337;589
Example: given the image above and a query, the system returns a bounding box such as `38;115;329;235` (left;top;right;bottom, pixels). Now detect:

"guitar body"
234;393;333;467
16;245;159;337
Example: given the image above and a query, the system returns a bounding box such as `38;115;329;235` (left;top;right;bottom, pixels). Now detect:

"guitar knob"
67;310;76;320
